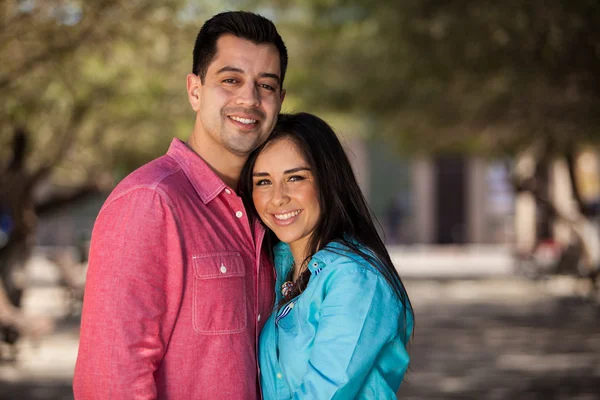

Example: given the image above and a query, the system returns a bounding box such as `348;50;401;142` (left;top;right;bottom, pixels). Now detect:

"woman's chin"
273;234;298;244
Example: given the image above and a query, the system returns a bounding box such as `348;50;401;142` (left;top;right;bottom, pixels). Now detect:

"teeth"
274;210;301;220
230;116;257;124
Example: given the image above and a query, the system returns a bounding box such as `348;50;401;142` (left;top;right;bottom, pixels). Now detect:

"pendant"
281;281;295;298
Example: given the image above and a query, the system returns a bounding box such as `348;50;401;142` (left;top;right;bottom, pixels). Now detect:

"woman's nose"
271;184;289;206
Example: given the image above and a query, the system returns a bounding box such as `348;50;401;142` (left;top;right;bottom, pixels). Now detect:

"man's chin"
225;141;263;158
226;133;269;155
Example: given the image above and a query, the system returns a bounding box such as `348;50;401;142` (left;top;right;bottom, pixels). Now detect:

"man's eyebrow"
260;73;281;84
216;66;243;74
215;66;281;84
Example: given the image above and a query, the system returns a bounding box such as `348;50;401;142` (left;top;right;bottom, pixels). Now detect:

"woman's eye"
255;179;271;186
288;175;305;182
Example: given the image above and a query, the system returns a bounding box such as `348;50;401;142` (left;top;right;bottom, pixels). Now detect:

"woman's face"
252;137;321;258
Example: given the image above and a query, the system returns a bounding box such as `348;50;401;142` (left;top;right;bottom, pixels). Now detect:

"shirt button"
276;372;283;380
224;188;231;194
235;211;243;218
257;314;261;321
220;264;227;273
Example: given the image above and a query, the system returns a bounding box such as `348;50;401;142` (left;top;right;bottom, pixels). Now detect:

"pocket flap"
192;252;246;279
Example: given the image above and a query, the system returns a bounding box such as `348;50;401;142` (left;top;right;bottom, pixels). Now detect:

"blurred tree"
275;0;600;152
0;0;207;341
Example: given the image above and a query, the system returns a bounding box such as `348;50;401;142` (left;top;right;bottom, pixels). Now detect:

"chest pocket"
192;252;247;334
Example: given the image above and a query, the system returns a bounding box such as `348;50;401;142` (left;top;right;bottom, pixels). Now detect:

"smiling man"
73;12;287;400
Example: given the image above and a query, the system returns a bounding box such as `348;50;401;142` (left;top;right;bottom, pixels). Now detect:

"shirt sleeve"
73;188;184;399
292;265;404;400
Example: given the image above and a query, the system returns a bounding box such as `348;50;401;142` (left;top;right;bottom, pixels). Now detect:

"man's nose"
235;82;260;107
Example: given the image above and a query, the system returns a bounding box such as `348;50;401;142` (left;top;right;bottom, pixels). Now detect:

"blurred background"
1;0;599;399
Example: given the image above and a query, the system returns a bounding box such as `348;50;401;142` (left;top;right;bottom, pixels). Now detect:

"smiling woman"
239;112;415;400
251;138;321;274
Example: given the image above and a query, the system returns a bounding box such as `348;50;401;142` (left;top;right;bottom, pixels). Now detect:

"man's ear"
186;74;202;112
280;88;286;103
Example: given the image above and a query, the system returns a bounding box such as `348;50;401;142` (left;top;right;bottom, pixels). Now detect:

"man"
73;11;287;399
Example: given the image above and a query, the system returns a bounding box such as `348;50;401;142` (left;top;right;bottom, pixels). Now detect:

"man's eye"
259;83;275;91
223;78;238;84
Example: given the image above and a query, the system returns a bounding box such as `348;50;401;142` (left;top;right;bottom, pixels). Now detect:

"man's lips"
224;107;265;128
229;115;258;125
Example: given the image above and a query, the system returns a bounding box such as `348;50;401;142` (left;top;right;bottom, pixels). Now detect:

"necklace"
281;261;298;300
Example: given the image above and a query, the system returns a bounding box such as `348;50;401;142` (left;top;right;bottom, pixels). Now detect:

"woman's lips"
271;209;301;226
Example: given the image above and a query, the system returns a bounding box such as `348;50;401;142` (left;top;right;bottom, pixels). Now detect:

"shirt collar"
273;240;350;274
166;138;227;204
274;241;294;271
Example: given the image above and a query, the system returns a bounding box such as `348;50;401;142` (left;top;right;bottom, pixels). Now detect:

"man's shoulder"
106;154;187;204
115;154;181;189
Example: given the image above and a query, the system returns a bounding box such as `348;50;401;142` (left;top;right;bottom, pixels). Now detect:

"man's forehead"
210;34;280;71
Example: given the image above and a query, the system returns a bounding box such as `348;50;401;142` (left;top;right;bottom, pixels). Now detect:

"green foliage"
273;0;600;154
0;0;206;185
4;0;599;185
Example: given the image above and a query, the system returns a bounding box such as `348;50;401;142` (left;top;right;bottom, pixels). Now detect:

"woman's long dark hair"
239;112;414;336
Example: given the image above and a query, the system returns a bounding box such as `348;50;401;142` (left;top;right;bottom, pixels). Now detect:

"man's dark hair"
192;11;288;87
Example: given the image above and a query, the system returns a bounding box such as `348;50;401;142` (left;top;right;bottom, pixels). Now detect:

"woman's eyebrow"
284;167;311;174
253;167;311;177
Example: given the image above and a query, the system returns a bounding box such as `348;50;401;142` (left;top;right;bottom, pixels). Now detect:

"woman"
240;113;414;399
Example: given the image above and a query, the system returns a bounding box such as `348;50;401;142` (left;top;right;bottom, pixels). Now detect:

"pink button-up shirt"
74;139;275;399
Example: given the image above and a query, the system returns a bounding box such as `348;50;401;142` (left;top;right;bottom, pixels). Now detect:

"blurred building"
345;137;515;245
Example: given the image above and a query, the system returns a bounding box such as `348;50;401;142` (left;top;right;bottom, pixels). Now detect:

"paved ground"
396;278;600;400
1;254;599;399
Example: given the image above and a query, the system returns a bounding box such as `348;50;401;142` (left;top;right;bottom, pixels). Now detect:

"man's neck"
186;133;245;191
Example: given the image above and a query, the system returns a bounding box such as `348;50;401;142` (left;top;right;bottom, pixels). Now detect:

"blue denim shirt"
259;241;413;400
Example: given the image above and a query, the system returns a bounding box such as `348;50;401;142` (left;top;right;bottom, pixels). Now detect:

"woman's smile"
272;209;302;223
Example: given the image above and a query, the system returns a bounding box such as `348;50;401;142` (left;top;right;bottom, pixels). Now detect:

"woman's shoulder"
312;240;383;279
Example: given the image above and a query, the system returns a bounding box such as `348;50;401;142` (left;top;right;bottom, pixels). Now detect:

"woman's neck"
289;242;309;281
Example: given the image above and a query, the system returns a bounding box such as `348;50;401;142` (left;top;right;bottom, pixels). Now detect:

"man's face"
190;34;285;157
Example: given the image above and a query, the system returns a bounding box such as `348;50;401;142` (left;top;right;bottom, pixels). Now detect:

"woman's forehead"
255;137;308;168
